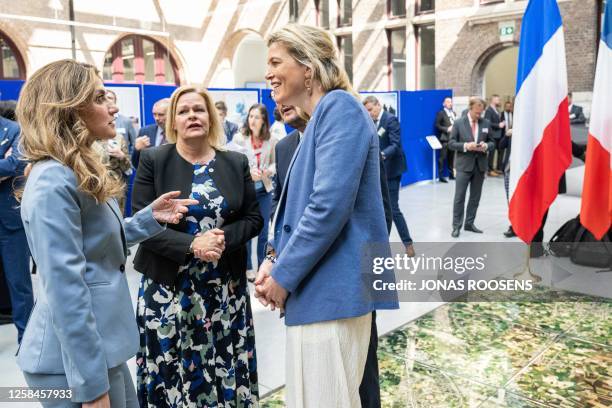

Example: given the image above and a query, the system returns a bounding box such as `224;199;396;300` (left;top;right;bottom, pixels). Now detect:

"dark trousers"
359;311;380;408
0;224;34;343
452;170;485;229
387;176;412;245
487;138;504;171
438;142;455;178
247;187;271;270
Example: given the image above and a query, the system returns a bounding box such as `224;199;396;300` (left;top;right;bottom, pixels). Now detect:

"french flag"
509;0;572;244
580;0;612;240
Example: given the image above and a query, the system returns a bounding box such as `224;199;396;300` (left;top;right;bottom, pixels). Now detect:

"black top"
132;144;263;287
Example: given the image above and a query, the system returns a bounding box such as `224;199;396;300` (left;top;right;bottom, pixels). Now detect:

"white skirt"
285;313;372;408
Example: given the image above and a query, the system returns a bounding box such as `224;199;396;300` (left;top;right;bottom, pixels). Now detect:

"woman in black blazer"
132;86;263;407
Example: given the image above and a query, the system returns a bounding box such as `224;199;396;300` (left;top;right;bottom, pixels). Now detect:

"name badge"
0;138;8;146
482;128;489;134
377;127;386;137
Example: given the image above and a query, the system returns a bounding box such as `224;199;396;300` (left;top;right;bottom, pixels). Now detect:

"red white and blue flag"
580;0;612;240
509;0;572;243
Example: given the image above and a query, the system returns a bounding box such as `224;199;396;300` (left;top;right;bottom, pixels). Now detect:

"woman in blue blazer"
256;25;399;407
15;60;196;408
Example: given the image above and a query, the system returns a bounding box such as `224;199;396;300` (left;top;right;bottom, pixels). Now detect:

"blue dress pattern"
136;160;259;407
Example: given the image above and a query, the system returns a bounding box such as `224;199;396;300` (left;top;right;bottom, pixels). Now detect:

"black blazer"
435;109;455;142
448;116;494;173
132;144;263;287
484;106;502;140
378;111;407;179
569;104;586;125
271;129;301;219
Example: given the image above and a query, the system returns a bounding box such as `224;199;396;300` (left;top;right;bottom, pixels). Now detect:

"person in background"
132;98;170;168
215;100;239;142
132;85;262;407
484;94;505;177
105;90;137;155
0;100;17;121
435;96;457;183
234;103;276;277
270;107;287;143
16;59;195;408
0;111;33;344
92;114;132;212
363;95;415;257
449;98;494;238
568;92;586;125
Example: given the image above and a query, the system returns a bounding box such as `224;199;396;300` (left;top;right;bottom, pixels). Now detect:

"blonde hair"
16;59;123;203
267;24;356;97
165;86;225;148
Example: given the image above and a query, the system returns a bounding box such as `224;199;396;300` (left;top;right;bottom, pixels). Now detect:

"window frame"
415;0;435;15
0;31;26;80
337;0;353;28
387;27;407;91
388;0;407;19
104;35;179;85
415;24;436;90
337;34;353;82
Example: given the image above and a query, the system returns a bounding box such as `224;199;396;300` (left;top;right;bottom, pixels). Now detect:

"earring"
305;78;312;95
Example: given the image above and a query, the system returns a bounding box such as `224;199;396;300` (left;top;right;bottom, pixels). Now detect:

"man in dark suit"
435;97;457;182
363;95;414;256
484;94;505;177
132;98;170;168
0;116;33;342
449;98;495;238
215;100;239;142
568;92;586;125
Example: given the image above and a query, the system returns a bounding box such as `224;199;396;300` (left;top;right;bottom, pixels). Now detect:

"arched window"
103;35;179;84
0;32;25;79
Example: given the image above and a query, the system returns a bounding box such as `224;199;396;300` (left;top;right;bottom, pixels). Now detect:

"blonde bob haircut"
164;86;226;148
16;59;123;203
267;24;357;97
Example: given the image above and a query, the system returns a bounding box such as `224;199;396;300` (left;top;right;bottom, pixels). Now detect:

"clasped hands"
465;141;488;153
254;259;288;311
191;229;226;262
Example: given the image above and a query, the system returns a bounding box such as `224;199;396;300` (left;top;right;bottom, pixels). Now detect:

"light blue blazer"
17;160;165;402
272;90;399;326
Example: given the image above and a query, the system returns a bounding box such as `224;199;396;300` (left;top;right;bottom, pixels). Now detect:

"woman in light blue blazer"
256;25;399;407
15;60;196;408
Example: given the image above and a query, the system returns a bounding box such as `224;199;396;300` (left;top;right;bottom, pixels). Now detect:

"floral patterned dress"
136;160;259;407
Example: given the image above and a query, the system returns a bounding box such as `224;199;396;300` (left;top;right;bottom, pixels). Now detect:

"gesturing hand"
151;191;198;224
192;229;225;262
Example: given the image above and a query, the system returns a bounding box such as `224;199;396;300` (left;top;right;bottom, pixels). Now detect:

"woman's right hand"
192;229;225;261
83;392;110;408
250;168;262;181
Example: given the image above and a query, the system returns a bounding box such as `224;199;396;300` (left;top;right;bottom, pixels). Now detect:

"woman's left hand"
151;191;198;224
255;275;288;311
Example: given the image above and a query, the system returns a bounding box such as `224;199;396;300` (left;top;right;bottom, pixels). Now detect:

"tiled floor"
262;291;612;407
2;172;610;407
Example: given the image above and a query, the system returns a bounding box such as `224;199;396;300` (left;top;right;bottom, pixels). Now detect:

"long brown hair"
16;59;123;203
242;103;271;141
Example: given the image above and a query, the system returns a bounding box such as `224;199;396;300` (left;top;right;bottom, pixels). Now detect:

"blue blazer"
271;90;399;326
377;110;407;179
131;124;160;168
17;160;165;403
0;117;26;231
